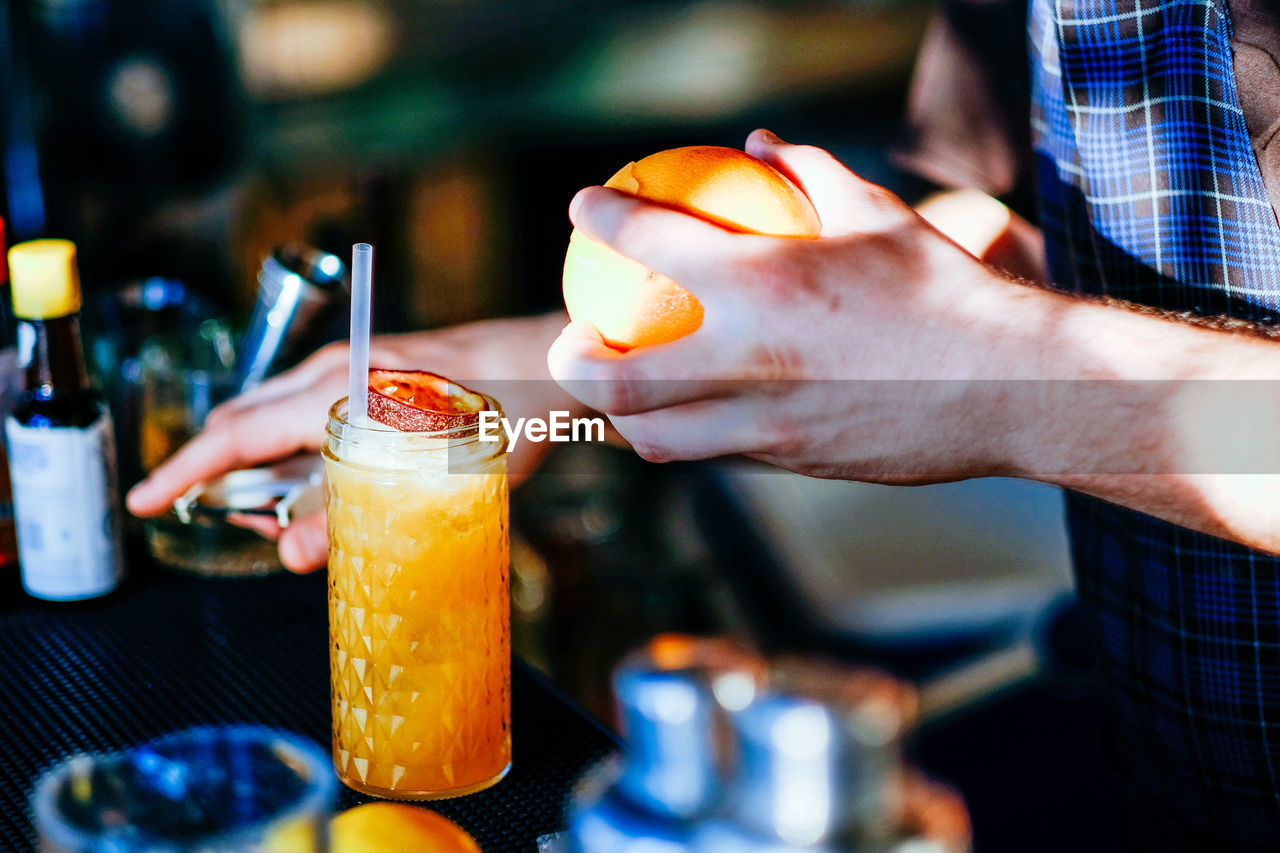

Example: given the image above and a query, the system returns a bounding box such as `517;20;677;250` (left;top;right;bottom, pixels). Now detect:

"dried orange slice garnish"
366;369;488;432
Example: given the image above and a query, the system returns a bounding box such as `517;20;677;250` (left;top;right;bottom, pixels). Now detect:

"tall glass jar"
324;397;509;799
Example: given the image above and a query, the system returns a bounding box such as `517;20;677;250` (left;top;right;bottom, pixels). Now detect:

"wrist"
929;265;1064;477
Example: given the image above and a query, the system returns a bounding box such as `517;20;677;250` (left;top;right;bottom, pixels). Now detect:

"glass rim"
326;394;506;444
31;725;336;850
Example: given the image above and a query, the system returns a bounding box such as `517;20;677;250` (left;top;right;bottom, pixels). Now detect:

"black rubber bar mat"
0;557;618;851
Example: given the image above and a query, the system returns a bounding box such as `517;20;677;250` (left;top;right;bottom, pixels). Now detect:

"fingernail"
569;189;586;222
760;129;783;144
278;535;304;572
281;523;326;573
125;479;151;507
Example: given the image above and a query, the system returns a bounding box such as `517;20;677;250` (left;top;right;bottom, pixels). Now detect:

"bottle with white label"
5;239;122;600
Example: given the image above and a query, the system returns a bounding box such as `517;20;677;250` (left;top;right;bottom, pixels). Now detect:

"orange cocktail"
324;395;510;799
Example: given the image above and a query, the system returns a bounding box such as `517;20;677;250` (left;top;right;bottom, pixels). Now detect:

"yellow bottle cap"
8;239;82;320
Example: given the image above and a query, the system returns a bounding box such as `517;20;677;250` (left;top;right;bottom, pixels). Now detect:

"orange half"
563;145;821;350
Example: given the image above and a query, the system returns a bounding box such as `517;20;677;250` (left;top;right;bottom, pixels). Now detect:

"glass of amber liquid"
324;396;510;799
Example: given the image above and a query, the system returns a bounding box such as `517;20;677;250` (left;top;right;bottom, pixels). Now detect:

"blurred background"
0;0;932;326
0;0;1123;847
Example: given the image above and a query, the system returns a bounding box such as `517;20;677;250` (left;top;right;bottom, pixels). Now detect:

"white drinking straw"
348;243;373;427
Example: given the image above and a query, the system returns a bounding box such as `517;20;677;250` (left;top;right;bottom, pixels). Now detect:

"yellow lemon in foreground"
562;145;822;350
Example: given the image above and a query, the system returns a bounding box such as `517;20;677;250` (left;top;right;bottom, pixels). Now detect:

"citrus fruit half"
562;145;821;350
333;803;482;853
266;802;483;853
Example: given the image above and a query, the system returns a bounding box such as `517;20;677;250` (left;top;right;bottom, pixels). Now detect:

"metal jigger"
569;640;970;853
568;634;768;852
612;634;769;820
760;657;918;841
693;659;968;853
696;694;889;852
566;758;691;853
235;245;348;391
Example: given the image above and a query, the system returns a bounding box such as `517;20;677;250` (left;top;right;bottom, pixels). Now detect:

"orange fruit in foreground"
332;803;482;853
562;145;821;350
266;803;481;853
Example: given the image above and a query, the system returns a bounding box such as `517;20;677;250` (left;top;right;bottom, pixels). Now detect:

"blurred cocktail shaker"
236;245;348;391
567;637;971;853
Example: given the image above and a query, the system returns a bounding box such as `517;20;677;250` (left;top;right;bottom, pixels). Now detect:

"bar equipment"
567;636;971;853
568;635;768;851
236;244;348;391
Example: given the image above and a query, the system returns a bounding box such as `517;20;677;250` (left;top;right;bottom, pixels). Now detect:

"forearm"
984;282;1280;552
913;191;1280;550
553;130;1280;554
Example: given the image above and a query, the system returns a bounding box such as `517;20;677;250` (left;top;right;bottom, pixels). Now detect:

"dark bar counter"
0;545;619;852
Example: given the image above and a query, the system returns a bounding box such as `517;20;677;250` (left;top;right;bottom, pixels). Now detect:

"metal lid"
611;634;767;820
691;817;842;853
727;660;916;846
768;656;917;749
172;454;324;528
729;696;848;846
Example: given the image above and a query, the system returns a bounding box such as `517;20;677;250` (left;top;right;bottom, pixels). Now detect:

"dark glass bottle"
5;238;121;599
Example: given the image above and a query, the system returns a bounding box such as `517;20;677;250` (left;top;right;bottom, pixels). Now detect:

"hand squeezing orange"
562;145;821;350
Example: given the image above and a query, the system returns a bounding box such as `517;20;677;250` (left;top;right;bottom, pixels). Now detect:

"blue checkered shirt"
1031;0;1280;845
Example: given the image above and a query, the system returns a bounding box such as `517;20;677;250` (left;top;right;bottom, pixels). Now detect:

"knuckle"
793;144;834;165
203;403;236;431
308;342;350;377
736;249;817;307
599;376;640;415
575;358;647;415
754;408;805;457
765;427;804;460
735;248;786;286
316;341;347;362
745;343;807;381
864;188;911;224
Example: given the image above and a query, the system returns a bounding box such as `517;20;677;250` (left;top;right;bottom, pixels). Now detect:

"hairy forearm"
556;142;1280;552
914;188;1280;551
986;281;1280;553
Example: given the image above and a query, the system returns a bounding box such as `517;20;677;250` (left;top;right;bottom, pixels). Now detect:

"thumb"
745;129;898;237
278;510;329;573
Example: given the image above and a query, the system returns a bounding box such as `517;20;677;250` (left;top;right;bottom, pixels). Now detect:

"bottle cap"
8;239;82;319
